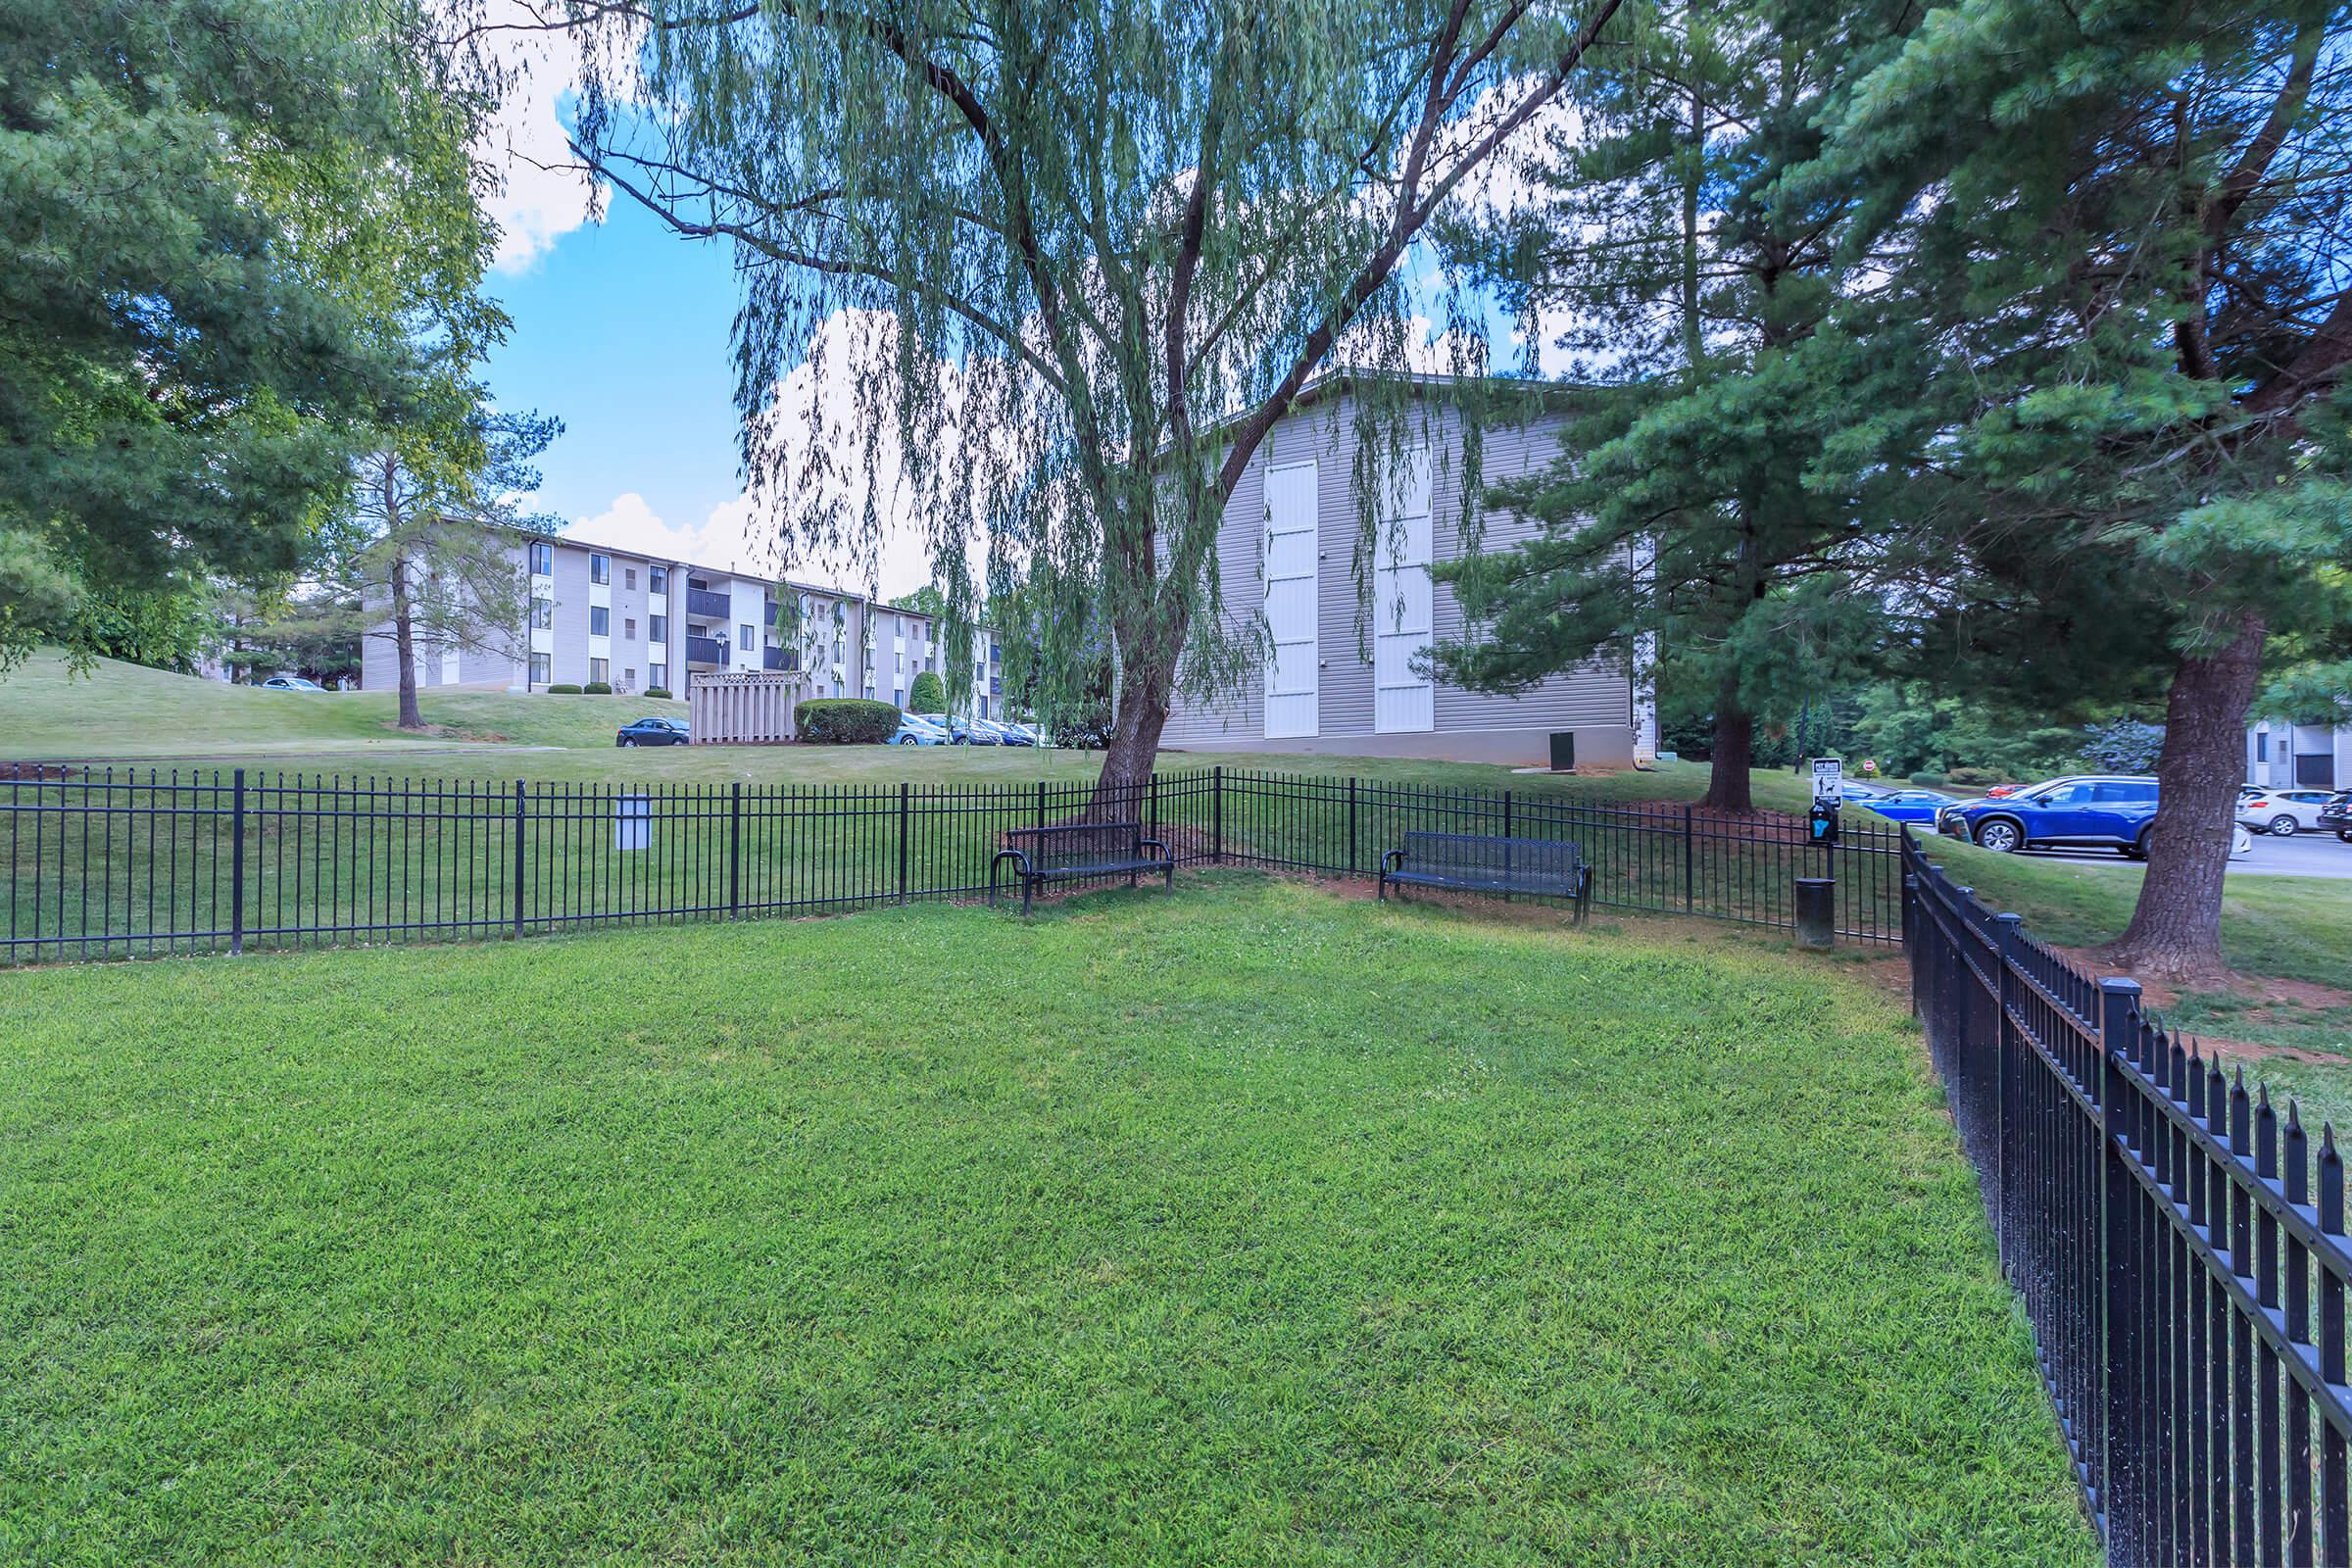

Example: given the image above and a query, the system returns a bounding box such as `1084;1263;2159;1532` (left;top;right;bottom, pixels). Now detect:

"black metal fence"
1906;831;2352;1565
3;762;1901;963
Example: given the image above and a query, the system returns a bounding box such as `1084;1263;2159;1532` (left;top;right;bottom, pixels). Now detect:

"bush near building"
798;698;900;744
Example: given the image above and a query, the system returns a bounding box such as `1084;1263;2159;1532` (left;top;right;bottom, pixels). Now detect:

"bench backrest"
1399;829;1585;883
1006;820;1146;871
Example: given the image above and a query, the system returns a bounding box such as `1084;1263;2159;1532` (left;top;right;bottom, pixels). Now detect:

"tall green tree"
0;0;495;668
1426;0;1923;810
494;0;1628;807
1801;0;2352;978
277;405;563;729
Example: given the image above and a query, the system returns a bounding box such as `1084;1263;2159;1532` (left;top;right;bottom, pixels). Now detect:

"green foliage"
1429;1;1928;808
581;681;612;695
907;669;946;715
2081;720;2166;775
1909;772;1946;788
0;881;2097;1563
644;686;672;701
0;0;497;670
544;683;582;695
797;698;901;745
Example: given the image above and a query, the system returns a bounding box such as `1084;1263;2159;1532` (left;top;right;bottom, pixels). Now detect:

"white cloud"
472;2;606;271
558;314;967;600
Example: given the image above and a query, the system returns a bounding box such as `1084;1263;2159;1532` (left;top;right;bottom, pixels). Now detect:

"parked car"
261;674;325;691
2237;787;2337;837
972;717;1032;746
892;714;951;746
1982;783;2024;799
918;711;1000;745
1852;787;1959;824
2319;790;2352;843
615;716;690;747
1936;775;2161;857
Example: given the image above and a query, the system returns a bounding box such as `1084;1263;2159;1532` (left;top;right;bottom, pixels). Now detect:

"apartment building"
1161;374;1654;768
2247;717;2351;791
361;532;947;706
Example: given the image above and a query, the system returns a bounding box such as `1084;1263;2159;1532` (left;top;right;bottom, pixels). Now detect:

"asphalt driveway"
2014;831;2352;879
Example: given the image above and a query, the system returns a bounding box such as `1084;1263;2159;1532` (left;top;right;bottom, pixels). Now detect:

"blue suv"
1936;775;2160;858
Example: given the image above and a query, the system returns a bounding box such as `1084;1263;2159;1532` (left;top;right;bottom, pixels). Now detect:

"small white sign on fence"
614;793;651;852
1811;757;1844;805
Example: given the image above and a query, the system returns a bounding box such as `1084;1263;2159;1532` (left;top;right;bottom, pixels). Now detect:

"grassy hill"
0;652;686;760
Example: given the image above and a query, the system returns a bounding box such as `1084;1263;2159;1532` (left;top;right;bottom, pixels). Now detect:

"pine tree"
1426;0;1926;810
1803;0;2352;979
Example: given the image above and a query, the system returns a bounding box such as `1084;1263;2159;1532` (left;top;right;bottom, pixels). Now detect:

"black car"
615;716;690;747
2321;790;2352;843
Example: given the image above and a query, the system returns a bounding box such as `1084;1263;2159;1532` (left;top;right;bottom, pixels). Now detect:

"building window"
531;596;552;630
738;623;754;652
651;566;667;594
2258;732;2271;761
589;607;610;636
590;554;611;585
893;688;904;708
529;653;550;684
590;657;609;685
990;642;1001;662
833;639;844;664
623;617;636;640
623;668;635;689
624;566;637;590
649;614;666;642
529;541;553;575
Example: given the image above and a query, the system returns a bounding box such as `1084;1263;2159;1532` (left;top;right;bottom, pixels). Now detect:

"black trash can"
1794;877;1835;950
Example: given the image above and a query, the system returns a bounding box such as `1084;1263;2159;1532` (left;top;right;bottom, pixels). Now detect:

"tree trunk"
1702;684;1754;813
2106;612;2265;984
389;549;423;731
1092;640;1173;820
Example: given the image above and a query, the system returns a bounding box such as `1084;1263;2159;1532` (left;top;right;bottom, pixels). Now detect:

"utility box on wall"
1548;731;1577;773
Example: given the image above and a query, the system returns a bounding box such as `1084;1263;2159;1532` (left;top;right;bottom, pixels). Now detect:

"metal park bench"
989;820;1174;915
1377;829;1592;921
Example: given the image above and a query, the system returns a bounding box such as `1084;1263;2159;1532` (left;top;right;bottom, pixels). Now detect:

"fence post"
1991;912;2024;1270
512;780;526;939
729;781;743;918
228;768;246;956
1501;789;1513;901
898;782;910;904
1348;776;1358;875
2099;974;2144;1561
1036;779;1048;832
1212;766;1223;864
1683;805;1694;912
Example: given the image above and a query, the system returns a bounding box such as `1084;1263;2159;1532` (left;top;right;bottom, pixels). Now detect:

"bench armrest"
1380;847;1405;874
1138;838;1171;862
987;847;1032;906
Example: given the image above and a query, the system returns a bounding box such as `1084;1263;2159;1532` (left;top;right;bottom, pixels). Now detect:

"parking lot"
2021;831;2352;879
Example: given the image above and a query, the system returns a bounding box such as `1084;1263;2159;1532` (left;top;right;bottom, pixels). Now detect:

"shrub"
582;680;612;695
1944;766;2001;786
798;698;901;744
1910;770;1946;788
907;669;946;714
644;686;672;700
544;683;582;695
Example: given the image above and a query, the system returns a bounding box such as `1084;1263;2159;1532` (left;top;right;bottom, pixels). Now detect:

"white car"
2237;787;2335;836
261;674;325;691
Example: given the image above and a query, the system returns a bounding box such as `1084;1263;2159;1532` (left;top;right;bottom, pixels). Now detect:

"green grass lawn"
0;877;2089;1566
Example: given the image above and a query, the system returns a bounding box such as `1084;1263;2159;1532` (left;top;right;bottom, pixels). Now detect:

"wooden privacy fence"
687;670;800;743
1907;830;2352;1565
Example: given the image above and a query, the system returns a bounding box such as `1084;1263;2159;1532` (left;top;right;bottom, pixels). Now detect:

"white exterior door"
1262;461;1319;739
1373;448;1434;733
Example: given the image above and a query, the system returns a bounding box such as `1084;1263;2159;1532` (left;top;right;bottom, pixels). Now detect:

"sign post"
1806;758;1842;898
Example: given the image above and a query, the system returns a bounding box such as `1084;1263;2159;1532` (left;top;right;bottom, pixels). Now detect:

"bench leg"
1162;863;1174;895
1022;876;1035;917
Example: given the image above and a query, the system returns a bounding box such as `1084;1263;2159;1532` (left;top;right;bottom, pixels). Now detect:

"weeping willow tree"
486;0;1625;800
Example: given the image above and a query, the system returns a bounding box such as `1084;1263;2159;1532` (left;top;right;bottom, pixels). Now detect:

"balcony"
761;646;788;671
685;635;727;666
685;587;731;619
